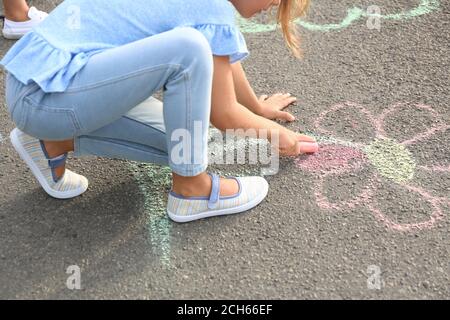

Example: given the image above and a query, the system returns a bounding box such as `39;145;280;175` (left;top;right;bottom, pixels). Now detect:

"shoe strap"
48;153;68;183
48;153;68;169
39;140;68;182
208;174;220;210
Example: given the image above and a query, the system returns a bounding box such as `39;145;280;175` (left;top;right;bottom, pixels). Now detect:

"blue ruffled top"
0;0;248;92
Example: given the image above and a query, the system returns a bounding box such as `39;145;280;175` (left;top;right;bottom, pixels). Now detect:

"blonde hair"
276;0;310;58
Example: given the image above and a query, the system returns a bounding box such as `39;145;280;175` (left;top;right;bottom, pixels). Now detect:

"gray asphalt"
0;0;449;299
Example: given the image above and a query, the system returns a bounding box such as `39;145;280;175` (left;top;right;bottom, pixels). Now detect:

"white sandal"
2;6;48;40
167;173;269;223
10;128;88;199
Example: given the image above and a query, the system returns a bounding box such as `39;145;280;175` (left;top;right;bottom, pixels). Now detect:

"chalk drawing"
365;138;416;183
418;165;450;173
237;0;440;33
296;144;367;175
126;130;265;266
128;162;173;267
297;102;450;232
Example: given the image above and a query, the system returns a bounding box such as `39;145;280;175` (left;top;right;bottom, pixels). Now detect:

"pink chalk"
296;144;366;174
300;142;319;154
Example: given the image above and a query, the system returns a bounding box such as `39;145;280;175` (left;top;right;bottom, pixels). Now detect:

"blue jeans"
5;28;213;177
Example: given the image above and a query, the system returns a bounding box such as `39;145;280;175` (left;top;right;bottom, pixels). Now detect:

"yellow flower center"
364;138;416;183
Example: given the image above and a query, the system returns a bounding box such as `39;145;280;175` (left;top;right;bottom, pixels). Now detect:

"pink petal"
368;184;445;232
314;102;378;144
296;144;367;174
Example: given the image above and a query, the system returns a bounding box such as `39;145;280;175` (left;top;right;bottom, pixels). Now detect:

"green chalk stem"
128;162;172;268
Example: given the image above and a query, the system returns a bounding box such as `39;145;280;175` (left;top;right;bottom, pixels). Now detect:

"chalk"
128;162;172;268
300;142;319;154
298;101;449;232
237;0;441;33
364;138;416;183
296;144;366;174
369;184;445;232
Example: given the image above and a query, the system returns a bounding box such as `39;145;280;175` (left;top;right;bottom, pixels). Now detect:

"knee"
172;28;213;73
175;28;212;56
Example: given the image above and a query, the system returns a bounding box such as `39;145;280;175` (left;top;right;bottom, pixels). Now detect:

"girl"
1;0;317;223
2;0;47;39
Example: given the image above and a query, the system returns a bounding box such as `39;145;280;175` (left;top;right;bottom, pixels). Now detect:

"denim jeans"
5;28;213;177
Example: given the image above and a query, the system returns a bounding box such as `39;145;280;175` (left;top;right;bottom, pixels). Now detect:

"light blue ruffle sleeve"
0;32;94;93
194;24;249;64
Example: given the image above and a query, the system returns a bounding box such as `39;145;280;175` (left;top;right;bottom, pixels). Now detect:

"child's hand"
278;129;319;157
258;93;297;122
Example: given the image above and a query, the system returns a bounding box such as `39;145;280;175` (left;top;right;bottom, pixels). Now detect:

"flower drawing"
296;102;449;232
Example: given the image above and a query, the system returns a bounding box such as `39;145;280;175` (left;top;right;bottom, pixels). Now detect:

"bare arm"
230;61;297;122
211;56;309;156
230;61;263;115
211;57;281;135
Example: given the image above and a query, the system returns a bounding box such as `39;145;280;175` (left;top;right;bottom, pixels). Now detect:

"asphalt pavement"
0;0;449;299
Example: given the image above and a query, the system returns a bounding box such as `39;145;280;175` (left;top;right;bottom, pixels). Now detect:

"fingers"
299;141;319;154
279;140;319;157
275;93;296;99
279;143;301;157
296;134;316;143
296;134;319;153
280;142;319;157
262;93;297;107
269;93;296;100
276;111;296;122
278;93;297;109
283;97;297;108
295;141;302;155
